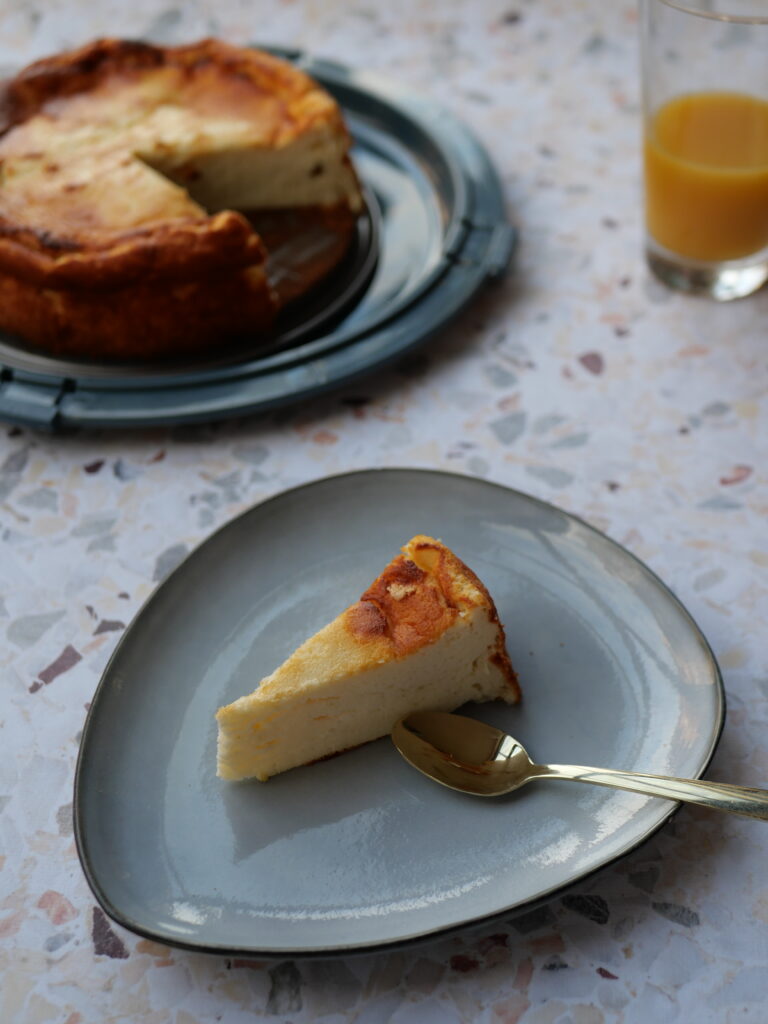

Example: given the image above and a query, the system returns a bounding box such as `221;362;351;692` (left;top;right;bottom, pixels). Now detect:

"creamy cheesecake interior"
139;107;361;213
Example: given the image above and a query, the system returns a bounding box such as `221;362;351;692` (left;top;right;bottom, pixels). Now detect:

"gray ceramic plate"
74;469;724;957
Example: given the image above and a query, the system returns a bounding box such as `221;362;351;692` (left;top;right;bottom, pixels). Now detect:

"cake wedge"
216;535;520;782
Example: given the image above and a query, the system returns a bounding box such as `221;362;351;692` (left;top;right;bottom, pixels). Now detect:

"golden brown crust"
0;39;159;132
0;212;266;289
0;38;359;357
344;535;521;701
0;265;275;358
347;556;455;657
0;37;342;143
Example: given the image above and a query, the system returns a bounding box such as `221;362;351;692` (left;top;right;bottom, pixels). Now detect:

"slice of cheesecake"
216;535;520;782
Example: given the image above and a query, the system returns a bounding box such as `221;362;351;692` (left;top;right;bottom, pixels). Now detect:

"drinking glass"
641;0;768;299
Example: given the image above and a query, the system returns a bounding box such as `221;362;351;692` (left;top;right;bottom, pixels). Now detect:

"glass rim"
653;0;768;23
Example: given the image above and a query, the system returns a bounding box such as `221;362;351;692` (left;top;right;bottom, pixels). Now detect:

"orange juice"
644;91;768;262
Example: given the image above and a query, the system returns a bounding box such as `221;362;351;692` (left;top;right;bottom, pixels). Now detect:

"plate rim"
73;467;726;958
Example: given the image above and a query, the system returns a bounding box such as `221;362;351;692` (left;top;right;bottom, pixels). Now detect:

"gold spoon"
392;711;768;820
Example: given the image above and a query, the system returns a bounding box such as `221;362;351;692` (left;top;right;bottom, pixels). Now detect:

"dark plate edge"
72;467;726;959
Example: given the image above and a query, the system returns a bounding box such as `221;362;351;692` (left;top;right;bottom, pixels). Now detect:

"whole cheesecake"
216;535;520;782
0;38;363;358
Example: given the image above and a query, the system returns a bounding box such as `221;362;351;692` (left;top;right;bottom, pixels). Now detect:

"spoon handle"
537;764;768;820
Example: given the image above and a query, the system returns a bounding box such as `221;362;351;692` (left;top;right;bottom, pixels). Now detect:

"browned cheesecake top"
0;38;357;288
344;535;519;696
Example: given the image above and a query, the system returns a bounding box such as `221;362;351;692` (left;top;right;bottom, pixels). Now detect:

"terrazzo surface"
1;1;767;1021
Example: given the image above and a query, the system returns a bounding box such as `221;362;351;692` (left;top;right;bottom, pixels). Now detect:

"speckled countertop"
2;1;768;1021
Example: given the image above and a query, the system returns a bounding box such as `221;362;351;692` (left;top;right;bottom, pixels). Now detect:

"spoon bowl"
392;710;768;820
391;711;538;797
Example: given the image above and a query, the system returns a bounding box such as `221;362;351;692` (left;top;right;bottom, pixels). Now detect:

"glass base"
646;240;768;300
